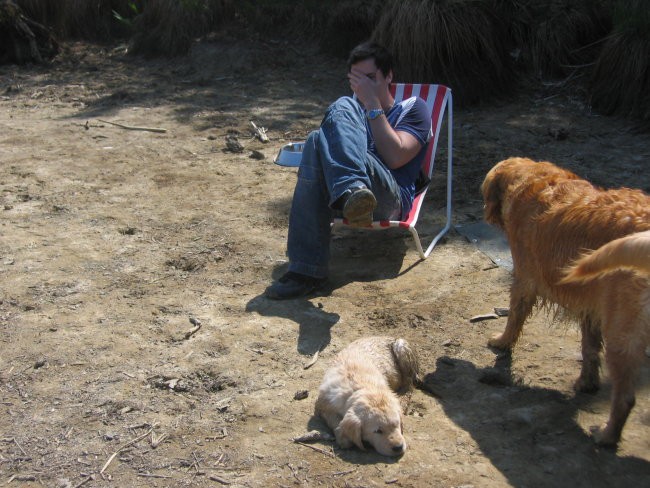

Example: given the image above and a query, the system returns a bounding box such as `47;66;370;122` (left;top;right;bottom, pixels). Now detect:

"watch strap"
366;108;384;120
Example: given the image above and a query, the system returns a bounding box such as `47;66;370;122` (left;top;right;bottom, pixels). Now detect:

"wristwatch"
366;108;384;120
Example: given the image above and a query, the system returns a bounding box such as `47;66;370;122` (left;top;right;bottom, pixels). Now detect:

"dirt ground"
0;38;648;488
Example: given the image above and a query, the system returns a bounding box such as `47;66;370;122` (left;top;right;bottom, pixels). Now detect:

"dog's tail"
560;230;650;284
391;338;421;391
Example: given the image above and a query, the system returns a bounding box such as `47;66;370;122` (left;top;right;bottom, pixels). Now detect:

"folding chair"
332;83;453;260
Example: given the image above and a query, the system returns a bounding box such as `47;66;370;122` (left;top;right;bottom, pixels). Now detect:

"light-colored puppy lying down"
315;336;419;457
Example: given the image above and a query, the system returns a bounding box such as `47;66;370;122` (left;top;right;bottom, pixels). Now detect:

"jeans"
286;96;402;279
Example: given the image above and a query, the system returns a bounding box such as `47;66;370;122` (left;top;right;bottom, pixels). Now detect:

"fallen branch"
97;119;167;133
250;120;268;142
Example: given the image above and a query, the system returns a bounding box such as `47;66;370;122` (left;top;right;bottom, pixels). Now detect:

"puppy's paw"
589;424;619;448
487;333;514;350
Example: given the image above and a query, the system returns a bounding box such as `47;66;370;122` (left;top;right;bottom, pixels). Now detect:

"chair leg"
409;227;426;260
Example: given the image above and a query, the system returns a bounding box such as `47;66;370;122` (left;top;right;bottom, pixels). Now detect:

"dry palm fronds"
590;0;650;125
373;0;515;105
526;0;611;78
16;0;137;39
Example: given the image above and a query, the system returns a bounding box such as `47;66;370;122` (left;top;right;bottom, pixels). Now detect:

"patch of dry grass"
372;0;515;105
590;0;650;125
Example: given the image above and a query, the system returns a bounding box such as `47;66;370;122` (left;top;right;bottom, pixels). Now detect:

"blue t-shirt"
365;96;431;217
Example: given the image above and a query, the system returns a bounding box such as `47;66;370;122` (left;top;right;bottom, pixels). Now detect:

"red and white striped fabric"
332;83;453;260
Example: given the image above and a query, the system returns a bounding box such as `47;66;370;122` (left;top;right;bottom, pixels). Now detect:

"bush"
129;0;234;57
589;0;650;125
17;0;139;40
372;0;515;105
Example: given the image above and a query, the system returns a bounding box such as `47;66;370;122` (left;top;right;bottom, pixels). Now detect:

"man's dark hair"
347;41;393;76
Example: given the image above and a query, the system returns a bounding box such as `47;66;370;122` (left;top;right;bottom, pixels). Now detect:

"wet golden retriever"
315;336;419;457
481;157;650;446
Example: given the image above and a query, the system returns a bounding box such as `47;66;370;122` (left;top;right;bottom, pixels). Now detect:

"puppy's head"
337;389;406;457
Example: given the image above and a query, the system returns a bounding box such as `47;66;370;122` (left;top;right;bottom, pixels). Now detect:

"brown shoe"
342;187;377;227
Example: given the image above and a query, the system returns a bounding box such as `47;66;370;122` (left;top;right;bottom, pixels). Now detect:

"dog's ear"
481;170;503;227
336;410;365;451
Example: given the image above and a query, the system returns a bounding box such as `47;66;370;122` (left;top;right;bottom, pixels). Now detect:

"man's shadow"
418;354;650;488
247;201;412;356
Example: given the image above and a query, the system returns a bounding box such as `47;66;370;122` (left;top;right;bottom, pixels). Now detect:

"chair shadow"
418;355;650;488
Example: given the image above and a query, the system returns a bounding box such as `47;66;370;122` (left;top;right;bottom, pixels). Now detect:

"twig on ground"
97;119;167;133
303;349;320;369
137;473;173;479
209;474;232;485
150;432;168;448
100;427;154;474
331;469;356;477
293;441;335;458
72;475;94;488
184;317;202;339
469;313;500;323
11;437;28;456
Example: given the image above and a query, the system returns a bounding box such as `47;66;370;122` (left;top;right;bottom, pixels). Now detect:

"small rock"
249;150;265;160
225;134;244;153
294;390;309;400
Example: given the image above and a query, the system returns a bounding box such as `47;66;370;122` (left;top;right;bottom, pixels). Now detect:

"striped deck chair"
332;83;453;260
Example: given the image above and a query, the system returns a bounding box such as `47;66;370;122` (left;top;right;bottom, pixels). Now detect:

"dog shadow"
419;355;650;487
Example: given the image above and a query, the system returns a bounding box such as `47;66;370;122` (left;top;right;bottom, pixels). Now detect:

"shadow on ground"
420;355;650;488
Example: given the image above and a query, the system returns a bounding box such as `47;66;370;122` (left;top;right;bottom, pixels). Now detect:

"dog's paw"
574;376;600;393
589;424;619;448
487;333;514;350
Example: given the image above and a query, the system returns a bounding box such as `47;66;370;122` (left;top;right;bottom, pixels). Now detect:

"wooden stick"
97;119;167;133
304;342;326;369
209;474;232;485
294;441;335;458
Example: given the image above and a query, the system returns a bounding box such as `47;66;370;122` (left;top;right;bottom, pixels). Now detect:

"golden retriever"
315;336;419;457
481;157;650;446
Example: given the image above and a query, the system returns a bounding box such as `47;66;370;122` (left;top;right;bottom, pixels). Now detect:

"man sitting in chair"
265;41;432;300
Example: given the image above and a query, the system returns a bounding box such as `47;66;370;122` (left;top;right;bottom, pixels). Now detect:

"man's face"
350;58;390;86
